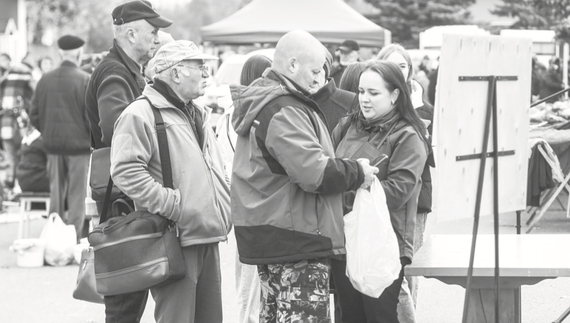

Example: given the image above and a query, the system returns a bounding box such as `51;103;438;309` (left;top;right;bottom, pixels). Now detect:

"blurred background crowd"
0;0;570;202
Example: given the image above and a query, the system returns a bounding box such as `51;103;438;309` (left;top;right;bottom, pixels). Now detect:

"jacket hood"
230;68;307;136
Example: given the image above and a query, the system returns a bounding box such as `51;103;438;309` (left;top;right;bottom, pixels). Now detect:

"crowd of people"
0;0;434;322
0;0;559;323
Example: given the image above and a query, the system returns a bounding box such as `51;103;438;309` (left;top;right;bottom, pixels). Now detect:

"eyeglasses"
177;63;210;73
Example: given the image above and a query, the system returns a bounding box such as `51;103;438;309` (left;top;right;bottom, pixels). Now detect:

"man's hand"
357;158;379;189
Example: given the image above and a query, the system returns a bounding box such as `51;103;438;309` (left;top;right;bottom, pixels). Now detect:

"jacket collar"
152;78;186;110
264;69;312;98
60;60;79;68
110;39;142;78
358;108;401;134
310;79;337;103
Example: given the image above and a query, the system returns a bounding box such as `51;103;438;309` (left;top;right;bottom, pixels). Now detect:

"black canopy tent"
200;0;391;47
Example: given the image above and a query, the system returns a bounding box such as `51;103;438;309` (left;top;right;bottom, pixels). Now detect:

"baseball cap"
153;40;218;74
112;0;173;28
338;40;360;53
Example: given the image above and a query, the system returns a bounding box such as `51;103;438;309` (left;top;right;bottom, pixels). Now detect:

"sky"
152;0;191;9
470;0;503;22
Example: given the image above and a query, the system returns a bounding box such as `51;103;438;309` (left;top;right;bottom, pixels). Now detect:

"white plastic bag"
39;213;77;266
344;177;401;298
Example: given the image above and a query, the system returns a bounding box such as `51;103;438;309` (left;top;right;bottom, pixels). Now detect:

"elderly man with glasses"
110;40;231;323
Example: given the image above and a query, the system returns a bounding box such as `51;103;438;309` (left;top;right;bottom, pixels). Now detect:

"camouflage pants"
258;257;331;323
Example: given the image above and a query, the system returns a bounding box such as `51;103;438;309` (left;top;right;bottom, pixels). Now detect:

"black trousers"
104;291;148;323
331;257;410;323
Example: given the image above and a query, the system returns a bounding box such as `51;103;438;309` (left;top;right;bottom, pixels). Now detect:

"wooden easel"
433;34;532;323
457;74;517;323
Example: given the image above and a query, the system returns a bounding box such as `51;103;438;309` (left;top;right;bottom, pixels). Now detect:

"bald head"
273;30;326;93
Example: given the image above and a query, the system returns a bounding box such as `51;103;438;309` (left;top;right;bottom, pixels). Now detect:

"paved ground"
1;199;570;322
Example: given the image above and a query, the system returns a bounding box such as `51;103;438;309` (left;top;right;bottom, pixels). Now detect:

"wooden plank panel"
433;34;532;221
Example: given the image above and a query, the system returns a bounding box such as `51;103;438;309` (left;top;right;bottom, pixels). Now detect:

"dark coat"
30;60;90;155
333;116;428;259
85;40;146;149
16;131;49;192
330;64;347;87
415;102;434;214
310;79;358;134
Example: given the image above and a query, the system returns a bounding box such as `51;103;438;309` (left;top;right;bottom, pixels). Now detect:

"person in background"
338;62;367;95
81;52;107;74
0;53;11;79
84;0;172;321
539;56;565;103
30;56;54;82
111;40;230;323
0;54;35;189
231;30;378;322
427;68;438;106
29;35;91;241
216;54;272;323
331;61;429;323
531;56;541;102
330;39;360;86
377;43;435;323
417;55;431;76
427;57;439;106
15;119;49;193
310;47;358;134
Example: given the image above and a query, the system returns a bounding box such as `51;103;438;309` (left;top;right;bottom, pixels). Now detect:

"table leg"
466;288;518;323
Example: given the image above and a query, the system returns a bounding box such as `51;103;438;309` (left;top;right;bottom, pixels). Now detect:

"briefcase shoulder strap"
100;96;173;222
142;96;173;189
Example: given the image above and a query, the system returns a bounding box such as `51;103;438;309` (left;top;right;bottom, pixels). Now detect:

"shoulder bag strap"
149;102;173;189
141;96;173;189
99;177;114;223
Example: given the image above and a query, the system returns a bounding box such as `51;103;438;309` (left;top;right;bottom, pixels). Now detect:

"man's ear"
171;67;182;84
287;57;297;73
126;28;136;44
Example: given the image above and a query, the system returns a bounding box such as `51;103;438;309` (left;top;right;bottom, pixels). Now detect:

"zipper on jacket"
94;217;157;235
169;106;201;151
95;257;168;278
202;156;229;241
164;105;228;241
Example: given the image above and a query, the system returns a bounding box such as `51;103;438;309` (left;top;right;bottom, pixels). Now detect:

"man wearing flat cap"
111;40;230;323
84;0;172;321
29;35;91;241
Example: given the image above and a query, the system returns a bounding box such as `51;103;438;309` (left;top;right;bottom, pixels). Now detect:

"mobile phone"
372;154;388;167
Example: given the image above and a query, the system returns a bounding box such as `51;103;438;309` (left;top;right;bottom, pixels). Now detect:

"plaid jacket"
0;64;34;112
